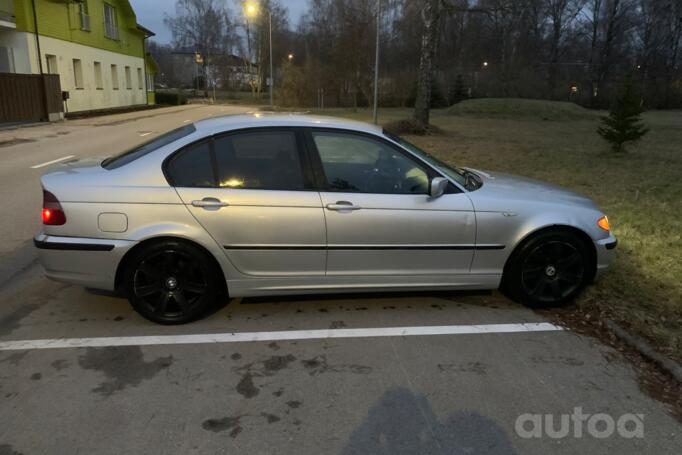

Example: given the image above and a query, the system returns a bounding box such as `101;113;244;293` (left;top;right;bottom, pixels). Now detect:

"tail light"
42;189;66;225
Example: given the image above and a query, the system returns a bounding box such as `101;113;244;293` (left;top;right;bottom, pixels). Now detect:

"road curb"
606;319;682;383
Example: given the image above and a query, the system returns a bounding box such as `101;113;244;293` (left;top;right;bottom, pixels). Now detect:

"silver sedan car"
34;114;617;324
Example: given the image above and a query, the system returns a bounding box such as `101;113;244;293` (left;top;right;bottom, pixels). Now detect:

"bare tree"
165;0;236;96
414;0;443;125
546;0;585;98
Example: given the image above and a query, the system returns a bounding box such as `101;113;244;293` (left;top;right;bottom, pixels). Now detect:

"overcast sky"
130;0;309;44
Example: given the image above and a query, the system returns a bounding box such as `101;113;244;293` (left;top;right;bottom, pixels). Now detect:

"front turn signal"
597;216;610;232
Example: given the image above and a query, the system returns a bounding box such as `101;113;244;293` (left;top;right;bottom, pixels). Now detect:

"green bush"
156;92;188;106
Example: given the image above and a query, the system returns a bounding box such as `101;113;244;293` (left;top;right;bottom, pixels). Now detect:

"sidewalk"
0;104;204;144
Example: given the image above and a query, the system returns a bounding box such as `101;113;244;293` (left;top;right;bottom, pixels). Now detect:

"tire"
502;229;592;308
123;240;223;324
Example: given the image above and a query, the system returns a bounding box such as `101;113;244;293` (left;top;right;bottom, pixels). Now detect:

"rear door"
169;128;327;277
307;129;476;276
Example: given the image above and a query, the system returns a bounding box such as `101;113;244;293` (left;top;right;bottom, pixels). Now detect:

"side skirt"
226;274;502;298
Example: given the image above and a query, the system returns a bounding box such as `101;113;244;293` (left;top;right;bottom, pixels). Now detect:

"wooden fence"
0;73;63;123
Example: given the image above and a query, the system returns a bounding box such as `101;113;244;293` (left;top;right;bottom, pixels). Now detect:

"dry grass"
312;105;681;358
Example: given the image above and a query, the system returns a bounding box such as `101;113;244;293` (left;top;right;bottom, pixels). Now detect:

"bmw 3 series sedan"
34;114;617;324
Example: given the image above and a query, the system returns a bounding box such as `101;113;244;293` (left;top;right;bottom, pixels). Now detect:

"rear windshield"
102;124;196;170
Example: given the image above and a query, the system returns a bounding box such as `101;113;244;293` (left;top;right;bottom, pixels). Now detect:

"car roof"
194;112;384;136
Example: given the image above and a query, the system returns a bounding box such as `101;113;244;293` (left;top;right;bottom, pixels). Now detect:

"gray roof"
194;113;383;135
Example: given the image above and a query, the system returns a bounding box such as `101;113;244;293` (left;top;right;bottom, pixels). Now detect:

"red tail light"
42;190;66;225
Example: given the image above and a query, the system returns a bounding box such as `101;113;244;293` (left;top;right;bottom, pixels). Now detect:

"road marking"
30;155;75;169
183;119;191;123
0;323;563;351
139;132;152;137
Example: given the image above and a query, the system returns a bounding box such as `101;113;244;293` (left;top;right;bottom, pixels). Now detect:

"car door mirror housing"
429;177;448;198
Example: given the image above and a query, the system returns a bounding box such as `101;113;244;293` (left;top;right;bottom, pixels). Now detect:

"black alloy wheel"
520;241;584;303
502;230;592;308
125;241;221;324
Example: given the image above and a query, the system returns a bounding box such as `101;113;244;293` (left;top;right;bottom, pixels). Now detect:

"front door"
309;129;476;276
169;129;326;277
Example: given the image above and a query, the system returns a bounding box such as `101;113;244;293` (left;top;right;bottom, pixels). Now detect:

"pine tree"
597;74;649;153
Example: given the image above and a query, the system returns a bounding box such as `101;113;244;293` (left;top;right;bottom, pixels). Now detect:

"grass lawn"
299;100;681;358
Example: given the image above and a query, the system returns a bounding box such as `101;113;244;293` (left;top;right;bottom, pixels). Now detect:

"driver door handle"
326;201;361;211
192;198;229;209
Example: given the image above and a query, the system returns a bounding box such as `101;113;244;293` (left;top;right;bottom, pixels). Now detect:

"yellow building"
0;0;157;114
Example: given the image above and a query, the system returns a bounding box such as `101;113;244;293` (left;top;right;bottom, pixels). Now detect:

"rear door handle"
326;201;361;211
192;198;229;209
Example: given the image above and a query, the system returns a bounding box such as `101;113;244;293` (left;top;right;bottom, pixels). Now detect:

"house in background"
0;0;156;115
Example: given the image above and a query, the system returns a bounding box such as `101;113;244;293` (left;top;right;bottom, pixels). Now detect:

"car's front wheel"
503;229;593;308
123;240;223;324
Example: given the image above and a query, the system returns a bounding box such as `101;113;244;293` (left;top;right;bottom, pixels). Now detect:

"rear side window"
165;141;214;187
102;124;196;170
214;131;305;190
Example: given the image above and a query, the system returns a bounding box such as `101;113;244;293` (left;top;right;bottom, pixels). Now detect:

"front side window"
165;142;214;188
214;131;305;190
312;131;429;194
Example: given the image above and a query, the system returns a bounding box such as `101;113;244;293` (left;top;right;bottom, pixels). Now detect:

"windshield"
102;124;197;170
384;132;481;190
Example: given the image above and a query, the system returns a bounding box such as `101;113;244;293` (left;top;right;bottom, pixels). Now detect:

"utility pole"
372;0;380;124
269;10;273;107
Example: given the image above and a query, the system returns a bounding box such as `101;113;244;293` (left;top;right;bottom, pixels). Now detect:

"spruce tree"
597;74;649;153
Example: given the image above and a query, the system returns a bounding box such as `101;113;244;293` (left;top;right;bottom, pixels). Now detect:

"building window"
103;3;118;40
137;68;143;89
45;54;58;74
78;1;90;31
125;66;132;89
72;59;83;89
94;61;103;89
146;73;154;92
0;46;15;73
111;64;119;90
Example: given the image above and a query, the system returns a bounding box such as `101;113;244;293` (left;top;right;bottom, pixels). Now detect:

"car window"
102;124;196;170
214;131;305;190
312;131;429;194
165;141;214;188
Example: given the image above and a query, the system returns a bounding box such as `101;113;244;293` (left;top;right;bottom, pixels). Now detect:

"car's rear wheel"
124;240;222;324
502;230;592;308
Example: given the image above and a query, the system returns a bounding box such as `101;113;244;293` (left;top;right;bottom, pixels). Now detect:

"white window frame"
111;64;119;90
94;61;103;89
72;58;83;89
103;3;118;40
45;54;58;74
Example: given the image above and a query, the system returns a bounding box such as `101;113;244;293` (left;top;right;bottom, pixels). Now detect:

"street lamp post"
373;0;380;124
268;9;273;107
245;2;273;107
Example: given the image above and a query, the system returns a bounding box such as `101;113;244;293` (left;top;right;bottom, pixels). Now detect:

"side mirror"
429;177;448;198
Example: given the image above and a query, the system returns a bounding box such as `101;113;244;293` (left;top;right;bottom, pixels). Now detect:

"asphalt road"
0;106;679;454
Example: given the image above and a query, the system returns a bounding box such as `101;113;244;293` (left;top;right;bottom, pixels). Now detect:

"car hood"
466;168;597;209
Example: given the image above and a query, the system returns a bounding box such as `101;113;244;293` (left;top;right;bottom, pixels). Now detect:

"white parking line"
0;323;563;351
183;119;191;123
139;132;152;137
30;155;75;169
